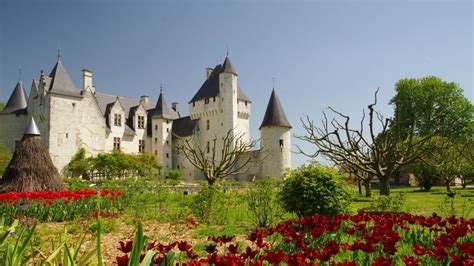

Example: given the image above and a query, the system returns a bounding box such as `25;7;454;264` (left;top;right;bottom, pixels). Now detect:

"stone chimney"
82;69;94;93
206;68;214;79
172;102;179;113
140;95;149;105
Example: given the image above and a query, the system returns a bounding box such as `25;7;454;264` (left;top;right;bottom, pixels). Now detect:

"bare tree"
296;90;433;195
338;160;374;197
176;129;259;186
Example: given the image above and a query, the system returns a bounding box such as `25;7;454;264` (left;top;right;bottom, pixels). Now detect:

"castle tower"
0;80;29;151
151;89;178;173
259;89;292;178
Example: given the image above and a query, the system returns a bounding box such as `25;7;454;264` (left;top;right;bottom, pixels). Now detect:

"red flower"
177;241;191;251
402;256;420;266
116;254;129;266
118;240;133;253
205;243;217;254
371;256;392;266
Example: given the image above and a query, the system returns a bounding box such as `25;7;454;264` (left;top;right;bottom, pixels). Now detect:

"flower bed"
0;189;122;223
116;211;474;265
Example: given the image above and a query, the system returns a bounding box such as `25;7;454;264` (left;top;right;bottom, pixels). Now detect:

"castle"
0;55;292;180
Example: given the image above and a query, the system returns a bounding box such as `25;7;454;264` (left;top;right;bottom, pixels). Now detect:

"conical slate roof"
222;56;237;75
1;81;28;114
48;59;82;97
24;117;41;136
259;89;292;129
189;56;250;103
152;91;179;119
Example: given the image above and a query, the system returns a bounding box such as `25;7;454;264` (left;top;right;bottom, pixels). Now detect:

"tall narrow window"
279;139;284;149
166;153;169;158
155;125;158;130
139;140;145;153
113;137;121;150
207;141;210;153
114;114;122;126
137;116;145;129
206;120;210;130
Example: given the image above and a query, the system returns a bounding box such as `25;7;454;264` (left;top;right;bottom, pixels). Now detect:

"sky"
0;0;472;168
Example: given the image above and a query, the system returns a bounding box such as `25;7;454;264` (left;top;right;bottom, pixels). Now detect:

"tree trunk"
357;177;362;196
379;177;390;195
446;179;451;193
364;179;372;197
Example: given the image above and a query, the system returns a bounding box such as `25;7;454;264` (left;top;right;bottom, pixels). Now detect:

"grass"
350;186;474;218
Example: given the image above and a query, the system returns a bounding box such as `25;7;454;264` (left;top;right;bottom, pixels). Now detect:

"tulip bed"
0;189;122;223
116;211;474;265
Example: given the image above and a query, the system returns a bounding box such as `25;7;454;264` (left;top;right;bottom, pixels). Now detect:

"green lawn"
350;186;474;218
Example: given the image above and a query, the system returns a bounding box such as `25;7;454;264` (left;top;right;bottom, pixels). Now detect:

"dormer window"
114;114;122;126
245;101;248;106
137;116;145;129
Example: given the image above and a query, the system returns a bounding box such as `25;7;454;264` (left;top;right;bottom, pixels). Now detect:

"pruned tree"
296;89;434;195
338;160;374;197
177;129;259;186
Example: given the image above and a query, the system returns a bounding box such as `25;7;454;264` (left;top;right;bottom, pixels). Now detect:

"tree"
296;90;434;195
338;161;374;197
390;76;474;139
62;148;91;179
176;129;258;186
0;144;12;177
0;102;5;111
390;77;474;191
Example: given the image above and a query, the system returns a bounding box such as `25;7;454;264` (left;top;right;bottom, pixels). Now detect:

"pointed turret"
1;81;28;114
222;55;237;75
48;57;81;96
152;89;178;119
259;89;292;129
24;117;41;136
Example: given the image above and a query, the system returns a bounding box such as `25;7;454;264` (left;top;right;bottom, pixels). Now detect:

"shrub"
167;169;182;180
189;186;229;225
367;193;406;212
247;177;282;227
279;163;350;217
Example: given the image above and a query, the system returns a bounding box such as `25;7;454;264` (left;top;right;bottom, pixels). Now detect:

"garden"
0;76;473;265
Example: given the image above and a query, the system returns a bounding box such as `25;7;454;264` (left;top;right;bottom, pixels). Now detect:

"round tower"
259;89;292;179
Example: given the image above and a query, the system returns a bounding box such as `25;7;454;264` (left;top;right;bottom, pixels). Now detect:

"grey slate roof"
152;92;179;120
259;89;292;129
1;81;28;114
222;56;237;75
48;60;82;97
172;116;199;137
24;117;41;136
189;57;251;103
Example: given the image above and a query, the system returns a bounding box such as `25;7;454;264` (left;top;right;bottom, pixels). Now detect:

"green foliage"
390;76;474;139
166;169;182;180
189;186;230;225
366;193;406;212
0;218;36;265
0;144;12;177
63;149;160;179
0;102;5;111
246;177;283;227
279;163;351;217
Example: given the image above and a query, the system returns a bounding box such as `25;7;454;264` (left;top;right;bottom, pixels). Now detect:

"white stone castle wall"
78;90;106;156
0;114;28;151
259;127;291;178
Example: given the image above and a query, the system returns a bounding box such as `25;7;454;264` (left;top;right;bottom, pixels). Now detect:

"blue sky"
1;0;472;167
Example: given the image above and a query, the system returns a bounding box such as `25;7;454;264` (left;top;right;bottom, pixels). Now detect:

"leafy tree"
62;148;91;179
390;76;474;139
390;77;474;191
279;162;351;217
0;102;5;111
0;144;12;177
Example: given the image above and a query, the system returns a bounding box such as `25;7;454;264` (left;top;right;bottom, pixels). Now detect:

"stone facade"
0;56;292;179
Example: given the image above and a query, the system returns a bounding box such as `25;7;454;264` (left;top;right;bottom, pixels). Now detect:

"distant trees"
0;144;12;177
63;148;160;179
177;129;258;186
